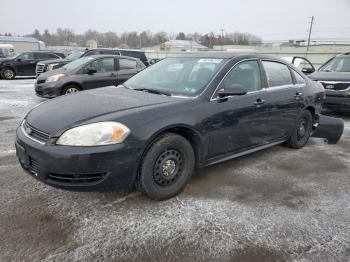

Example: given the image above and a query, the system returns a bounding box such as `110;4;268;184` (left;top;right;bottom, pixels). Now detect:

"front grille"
23;121;50;143
320;82;350;91
46;172;107;185
36;63;46;75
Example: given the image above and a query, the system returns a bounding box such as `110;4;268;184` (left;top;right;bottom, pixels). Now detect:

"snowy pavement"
0;79;350;261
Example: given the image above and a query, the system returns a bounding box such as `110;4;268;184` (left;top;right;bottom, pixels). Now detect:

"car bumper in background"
15;125;141;191
323;95;350;113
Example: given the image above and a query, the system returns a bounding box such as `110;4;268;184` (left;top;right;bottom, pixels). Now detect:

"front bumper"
323;95;350;113
35;81;62;98
15;125;141;191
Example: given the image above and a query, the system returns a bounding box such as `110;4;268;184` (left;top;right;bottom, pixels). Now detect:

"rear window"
119;58;137;70
262;61;293;87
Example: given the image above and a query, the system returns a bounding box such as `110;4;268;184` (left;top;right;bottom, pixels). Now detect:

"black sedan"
16;53;343;200
35;55;145;98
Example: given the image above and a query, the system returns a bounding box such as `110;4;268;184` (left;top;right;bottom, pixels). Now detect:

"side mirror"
86;67;97;75
218;84;247;98
16;58;22;62
301;68;315;74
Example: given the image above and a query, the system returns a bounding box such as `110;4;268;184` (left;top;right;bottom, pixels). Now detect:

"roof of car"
168;52;283;60
86;54;140;60
86;48;145;53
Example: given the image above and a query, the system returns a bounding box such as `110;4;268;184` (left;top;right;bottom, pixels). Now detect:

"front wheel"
1;68;16;80
138;133;195;200
62;85;80;95
285;110;313;149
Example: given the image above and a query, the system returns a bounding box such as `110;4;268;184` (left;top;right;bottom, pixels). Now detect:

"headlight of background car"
46;74;64;82
47;63;59;71
56;122;130;146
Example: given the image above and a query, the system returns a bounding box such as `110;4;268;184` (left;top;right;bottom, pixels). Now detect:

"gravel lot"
0;79;350;262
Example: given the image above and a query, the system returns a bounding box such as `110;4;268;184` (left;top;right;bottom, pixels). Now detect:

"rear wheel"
285;110;313;149
138;133;195;200
62;85;80;95
1;68;15;80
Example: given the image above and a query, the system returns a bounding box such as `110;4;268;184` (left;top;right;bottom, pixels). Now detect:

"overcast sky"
1;0;349;41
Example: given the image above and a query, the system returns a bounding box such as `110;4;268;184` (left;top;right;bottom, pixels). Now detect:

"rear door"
81;57;118;89
116;58;139;84
261;60;304;142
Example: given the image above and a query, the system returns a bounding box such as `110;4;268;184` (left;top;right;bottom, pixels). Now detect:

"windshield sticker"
198;59;223;64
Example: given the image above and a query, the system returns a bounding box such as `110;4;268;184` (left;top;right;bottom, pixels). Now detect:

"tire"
62;85;80;95
138;133;195;200
1;67;15;80
285;110;313;149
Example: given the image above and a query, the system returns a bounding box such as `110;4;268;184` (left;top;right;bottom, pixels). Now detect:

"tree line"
1;29;262;48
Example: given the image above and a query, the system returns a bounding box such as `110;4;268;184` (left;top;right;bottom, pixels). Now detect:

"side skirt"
203;140;286;167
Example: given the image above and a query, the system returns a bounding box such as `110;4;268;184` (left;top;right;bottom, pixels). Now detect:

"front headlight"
56;122;130;146
46;74;64;82
47;63;59;71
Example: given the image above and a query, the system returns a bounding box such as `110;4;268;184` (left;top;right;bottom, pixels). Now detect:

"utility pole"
220;28;225;50
306;16;314;54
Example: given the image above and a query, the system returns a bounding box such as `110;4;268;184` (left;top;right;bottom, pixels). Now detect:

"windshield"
62;56;94;70
125;57;226;97
319;57;350;72
66;51;84;60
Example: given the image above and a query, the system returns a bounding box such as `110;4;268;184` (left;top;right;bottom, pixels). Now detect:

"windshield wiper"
134;88;171;96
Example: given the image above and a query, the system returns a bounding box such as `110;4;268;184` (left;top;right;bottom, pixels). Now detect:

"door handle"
110;73;117;77
294;92;303;98
29;61;36;64
254;99;265;106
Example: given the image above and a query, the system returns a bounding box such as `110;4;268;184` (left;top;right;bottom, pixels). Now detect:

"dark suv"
35;55;145;98
0;51;64;79
36;48;149;76
308;53;350;113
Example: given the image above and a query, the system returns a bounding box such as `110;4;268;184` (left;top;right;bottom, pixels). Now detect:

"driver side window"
86;58;115;73
18;52;34;61
222;60;261;92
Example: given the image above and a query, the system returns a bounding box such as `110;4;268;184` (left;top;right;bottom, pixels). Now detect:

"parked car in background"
35;55;145;98
36;48;149;76
0;51;64;79
16;53;343;200
36;50;85;76
308;53;350;113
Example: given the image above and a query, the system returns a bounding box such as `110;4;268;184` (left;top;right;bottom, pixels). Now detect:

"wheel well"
61;83;82;93
1;66;16;74
305;106;316;121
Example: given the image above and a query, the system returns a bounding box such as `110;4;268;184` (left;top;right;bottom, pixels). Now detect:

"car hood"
39;58;71;65
26;87;181;135
37;68;68;80
0;58;11;63
308;71;350;82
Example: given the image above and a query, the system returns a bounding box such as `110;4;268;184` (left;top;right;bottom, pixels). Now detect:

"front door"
207;60;269;158
15;52;36;75
82;57;117;89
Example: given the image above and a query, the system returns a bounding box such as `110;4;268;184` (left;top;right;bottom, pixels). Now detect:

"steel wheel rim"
65;87;79;94
4;69;14;79
297;117;308;141
153;149;183;186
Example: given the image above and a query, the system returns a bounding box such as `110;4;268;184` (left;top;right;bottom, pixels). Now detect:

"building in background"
147;40;208;52
86;39;98;49
0;36;45;53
